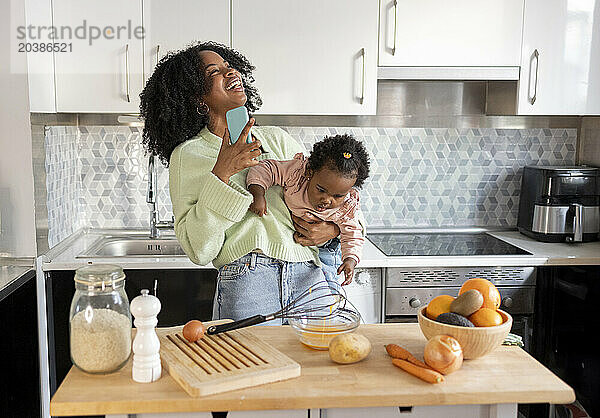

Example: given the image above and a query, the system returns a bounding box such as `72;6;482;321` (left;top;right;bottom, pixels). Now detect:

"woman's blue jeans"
212;252;328;324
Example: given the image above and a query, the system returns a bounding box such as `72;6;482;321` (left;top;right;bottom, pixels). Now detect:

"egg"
182;320;206;342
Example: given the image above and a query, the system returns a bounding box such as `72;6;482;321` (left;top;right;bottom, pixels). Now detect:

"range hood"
376;79;519;116
377;66;520;81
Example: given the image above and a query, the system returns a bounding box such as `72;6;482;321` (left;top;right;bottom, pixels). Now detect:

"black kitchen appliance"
368;232;531;256
518;166;600;243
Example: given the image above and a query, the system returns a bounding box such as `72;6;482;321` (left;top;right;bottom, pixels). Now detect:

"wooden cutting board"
157;322;301;397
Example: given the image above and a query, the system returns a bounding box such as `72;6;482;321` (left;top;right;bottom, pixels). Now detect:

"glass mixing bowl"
289;308;360;350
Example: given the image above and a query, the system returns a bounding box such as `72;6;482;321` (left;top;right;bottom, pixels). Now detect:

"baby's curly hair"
139;41;262;165
307;134;370;188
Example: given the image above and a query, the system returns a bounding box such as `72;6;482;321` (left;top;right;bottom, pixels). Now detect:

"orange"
459;278;501;310
468;308;503;327
425;295;455;320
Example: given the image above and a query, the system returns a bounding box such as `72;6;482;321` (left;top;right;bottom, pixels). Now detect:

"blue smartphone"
226;106;252;144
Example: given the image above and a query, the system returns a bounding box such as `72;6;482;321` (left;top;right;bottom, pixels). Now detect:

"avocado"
435;312;475;327
450;289;484;317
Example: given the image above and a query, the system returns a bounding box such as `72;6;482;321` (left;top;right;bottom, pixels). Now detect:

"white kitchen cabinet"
378;0;524;69
517;0;600;115
24;0;56;112
232;0;379;115
110;409;309;418
143;0;230;82
1;0;37;257
53;0;144;113
323;404;516;418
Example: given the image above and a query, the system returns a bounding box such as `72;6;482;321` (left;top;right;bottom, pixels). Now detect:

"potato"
328;333;371;364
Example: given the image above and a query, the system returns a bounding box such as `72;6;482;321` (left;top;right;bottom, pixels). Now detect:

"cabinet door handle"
155;44;160;68
125;43;131;103
392;0;398;55
529;49;539;105
360;48;366;105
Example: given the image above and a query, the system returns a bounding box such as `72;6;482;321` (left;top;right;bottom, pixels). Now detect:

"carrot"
392;359;445;384
385;344;430;369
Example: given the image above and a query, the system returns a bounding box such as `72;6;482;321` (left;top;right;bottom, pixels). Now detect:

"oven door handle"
385;316;419;324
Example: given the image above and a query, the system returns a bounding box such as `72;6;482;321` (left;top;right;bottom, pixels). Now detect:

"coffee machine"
518;166;600;243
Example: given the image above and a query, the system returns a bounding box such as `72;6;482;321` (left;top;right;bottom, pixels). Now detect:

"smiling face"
306;166;357;212
199;50;247;115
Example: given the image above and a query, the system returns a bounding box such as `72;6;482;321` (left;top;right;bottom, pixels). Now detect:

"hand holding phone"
226;106;252;144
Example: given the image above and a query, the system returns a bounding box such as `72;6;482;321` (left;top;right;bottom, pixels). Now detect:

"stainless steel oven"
383;266;536;351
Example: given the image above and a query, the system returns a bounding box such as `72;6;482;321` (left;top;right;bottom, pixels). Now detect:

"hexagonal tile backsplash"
45;125;576;247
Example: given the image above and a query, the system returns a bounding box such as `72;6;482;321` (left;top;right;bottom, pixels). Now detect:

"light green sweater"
169;126;320;268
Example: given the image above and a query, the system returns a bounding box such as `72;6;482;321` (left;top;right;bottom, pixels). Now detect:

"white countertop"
0;264;33;295
41;228;600;271
489;231;600;265
41;229;202;270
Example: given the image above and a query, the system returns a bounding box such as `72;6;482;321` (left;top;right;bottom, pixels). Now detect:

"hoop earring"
196;103;209;116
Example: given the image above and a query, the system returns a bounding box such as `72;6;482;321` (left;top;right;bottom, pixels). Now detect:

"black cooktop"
367;233;531;256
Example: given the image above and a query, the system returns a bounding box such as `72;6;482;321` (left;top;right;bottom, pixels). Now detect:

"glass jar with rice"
69;264;132;374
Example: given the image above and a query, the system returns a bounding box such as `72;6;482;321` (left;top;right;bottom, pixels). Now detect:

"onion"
424;335;463;375
182;320;206;342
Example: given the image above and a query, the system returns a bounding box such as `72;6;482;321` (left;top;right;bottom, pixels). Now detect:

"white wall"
0;0;37;257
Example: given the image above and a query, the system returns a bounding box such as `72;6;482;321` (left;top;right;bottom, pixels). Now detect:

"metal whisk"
206;282;349;335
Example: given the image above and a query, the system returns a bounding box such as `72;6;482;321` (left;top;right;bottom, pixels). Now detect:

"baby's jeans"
318;237;342;285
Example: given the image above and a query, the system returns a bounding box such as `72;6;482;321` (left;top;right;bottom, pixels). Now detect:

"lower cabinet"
228;412;308;418
0;270;41;418
532;266;599;418
322;405;513;417
111;411;309;418
110;405;516;417
45;268;217;396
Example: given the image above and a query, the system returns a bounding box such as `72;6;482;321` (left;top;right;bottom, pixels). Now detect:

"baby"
246;134;370;285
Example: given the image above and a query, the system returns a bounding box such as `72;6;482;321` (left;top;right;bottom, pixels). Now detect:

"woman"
139;41;341;322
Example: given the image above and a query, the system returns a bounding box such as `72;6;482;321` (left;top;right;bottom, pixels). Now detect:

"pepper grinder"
130;289;161;383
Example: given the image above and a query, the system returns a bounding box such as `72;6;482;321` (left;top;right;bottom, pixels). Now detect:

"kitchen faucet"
146;155;174;238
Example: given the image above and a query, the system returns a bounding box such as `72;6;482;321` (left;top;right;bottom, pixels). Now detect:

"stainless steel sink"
77;236;187;258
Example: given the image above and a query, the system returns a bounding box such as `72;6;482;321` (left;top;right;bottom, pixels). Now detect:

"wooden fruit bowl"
417;307;512;359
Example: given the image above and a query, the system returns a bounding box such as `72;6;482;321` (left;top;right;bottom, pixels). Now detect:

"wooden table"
50;323;574;417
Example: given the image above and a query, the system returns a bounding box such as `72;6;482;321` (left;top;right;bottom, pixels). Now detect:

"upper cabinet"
53;0;144;113
517;0;600;115
379;0;524;68
25;0;56;112
29;0;600;115
143;0;230;83
232;0;379;115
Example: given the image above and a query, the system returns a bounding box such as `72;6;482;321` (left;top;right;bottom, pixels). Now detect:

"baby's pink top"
246;153;363;263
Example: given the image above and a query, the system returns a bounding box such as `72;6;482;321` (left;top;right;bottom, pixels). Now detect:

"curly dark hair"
306;134;370;189
139;41;262;165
